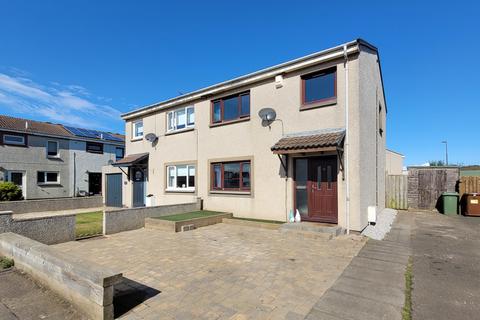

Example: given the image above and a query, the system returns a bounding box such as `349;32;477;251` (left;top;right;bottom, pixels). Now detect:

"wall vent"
181;224;195;232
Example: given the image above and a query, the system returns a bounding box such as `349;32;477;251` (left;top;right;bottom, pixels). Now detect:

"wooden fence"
459;176;480;195
386;175;408;210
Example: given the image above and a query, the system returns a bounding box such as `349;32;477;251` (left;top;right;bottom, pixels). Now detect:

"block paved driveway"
54;223;365;319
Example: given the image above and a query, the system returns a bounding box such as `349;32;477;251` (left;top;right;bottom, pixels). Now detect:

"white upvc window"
132;120;144;139
37;171;60;185
46;140;59;157
166;164;195;192
3;134;25;146
167;106;194;132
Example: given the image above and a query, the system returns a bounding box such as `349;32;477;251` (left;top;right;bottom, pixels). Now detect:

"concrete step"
280;222;344;237
280;228;333;240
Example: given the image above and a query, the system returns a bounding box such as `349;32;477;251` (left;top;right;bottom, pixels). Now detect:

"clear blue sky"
0;0;478;166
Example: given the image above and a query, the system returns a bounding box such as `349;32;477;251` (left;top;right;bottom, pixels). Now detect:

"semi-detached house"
0;115;125;200
111;39;387;232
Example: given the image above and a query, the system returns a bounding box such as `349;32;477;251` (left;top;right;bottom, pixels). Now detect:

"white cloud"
0;72;123;131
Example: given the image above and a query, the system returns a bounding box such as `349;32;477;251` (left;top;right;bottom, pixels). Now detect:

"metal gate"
106;174;122;207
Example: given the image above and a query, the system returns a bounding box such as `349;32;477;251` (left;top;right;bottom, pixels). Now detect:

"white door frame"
7;170;27;198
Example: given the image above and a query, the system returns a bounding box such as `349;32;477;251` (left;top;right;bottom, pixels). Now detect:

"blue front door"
132;168;145;207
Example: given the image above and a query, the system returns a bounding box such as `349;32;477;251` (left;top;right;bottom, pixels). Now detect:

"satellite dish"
258;108;277;127
144;133;158;143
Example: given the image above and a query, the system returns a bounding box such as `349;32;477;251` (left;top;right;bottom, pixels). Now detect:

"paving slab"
411;213;480;320
53;223;365;319
305;211;413;320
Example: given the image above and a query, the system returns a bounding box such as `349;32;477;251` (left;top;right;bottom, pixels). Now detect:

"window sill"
210;117;250;128
165;189;195;194
165;127;195;136
37;183;61;187
209;190;251;196
300;98;337;111
131;137;143;142
3;143;27;148
47;155;60;159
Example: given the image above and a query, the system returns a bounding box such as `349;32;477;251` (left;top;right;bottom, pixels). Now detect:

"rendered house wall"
121;44;386;231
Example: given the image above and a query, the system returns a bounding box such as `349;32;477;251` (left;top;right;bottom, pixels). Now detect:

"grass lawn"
154;210;226;222
75;211;103;238
230;217;284;224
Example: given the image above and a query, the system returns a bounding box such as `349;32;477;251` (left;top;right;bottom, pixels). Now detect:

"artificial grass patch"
75;211;103;238
402;256;413;320
0;256;14;270
230;217;284;224
154;210;226;222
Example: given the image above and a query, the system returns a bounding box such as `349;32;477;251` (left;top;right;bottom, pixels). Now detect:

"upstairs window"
211;160;251;192
133;120;143;139
212;92;250;124
86;142;103;154
3;134;26;146
167;106;195;132
37;171;59;185
115;147;124;160
167;164;195;191
47;140;59;157
301;67;336;106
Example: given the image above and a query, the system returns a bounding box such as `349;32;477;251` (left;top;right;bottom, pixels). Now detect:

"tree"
0;182;23;201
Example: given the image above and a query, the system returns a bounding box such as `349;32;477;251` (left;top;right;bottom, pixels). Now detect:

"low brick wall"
0;233;123;320
103;198;202;235
0;196;102;214
0;211;75;244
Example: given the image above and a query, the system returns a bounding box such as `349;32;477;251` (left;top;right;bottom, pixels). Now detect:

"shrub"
0;256;14;269
0;181;23;201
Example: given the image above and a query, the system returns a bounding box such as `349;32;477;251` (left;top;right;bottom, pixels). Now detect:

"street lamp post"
441;141;448;165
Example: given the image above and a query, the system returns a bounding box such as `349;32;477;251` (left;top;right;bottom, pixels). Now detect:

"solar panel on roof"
64;126;124;142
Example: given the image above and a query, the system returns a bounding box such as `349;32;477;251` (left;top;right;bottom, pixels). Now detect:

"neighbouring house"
110;39;386;232
0;115;125;200
386;149;405;175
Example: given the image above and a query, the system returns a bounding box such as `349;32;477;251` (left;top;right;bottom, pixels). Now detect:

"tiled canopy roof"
0;115;73;137
113;153;149;166
271;129;345;154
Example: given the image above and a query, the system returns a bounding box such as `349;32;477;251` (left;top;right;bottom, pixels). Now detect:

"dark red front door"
295;156;338;223
307;157;338;223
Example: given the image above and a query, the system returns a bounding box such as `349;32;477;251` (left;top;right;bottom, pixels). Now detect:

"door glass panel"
296;190;308;216
295;159;307;188
295;159;308;216
327;165;332;189
317;165;322;190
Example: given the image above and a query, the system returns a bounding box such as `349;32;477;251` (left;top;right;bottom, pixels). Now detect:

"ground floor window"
167;164;195;191
37;171;59;185
211;160;251;191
